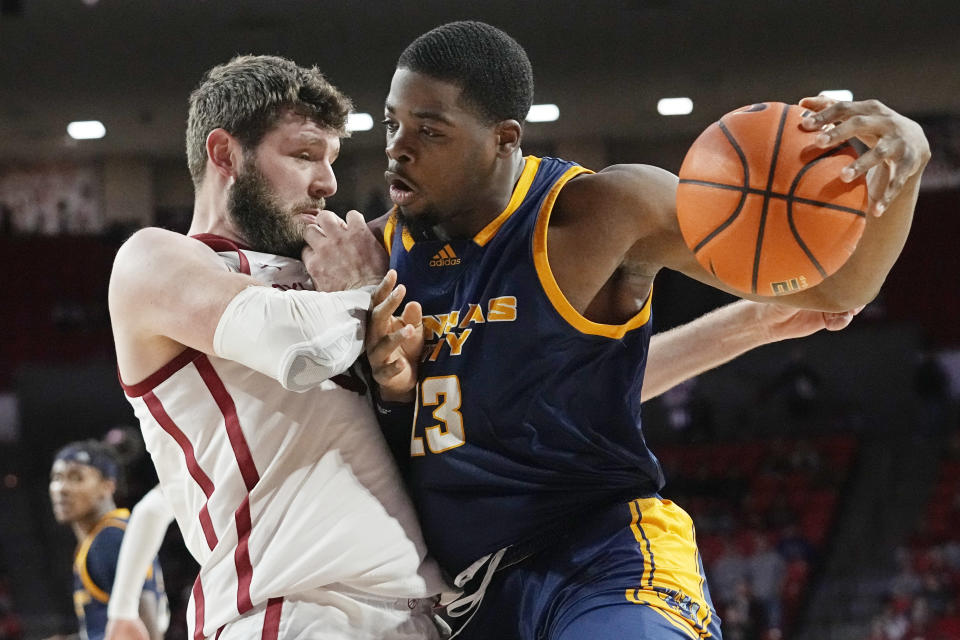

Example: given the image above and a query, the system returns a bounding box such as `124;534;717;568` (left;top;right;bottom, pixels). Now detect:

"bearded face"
227;156;323;258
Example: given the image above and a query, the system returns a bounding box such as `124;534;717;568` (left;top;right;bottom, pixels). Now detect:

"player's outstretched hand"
105;619;150;640
758;302;863;342
798;96;930;217
302;210;389;292
367;270;423;402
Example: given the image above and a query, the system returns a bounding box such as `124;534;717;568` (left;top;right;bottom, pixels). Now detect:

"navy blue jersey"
73;508;164;640
385;156;665;576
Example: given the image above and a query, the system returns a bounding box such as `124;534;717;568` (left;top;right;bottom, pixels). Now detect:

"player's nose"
385;127;414;164
309;163;337;200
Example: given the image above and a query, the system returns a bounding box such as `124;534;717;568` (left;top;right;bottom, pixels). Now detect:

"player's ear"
206;128;243;181
494;120;522;157
101;476;117;499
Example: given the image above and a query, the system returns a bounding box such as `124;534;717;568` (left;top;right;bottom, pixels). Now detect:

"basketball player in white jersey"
108;55;448;640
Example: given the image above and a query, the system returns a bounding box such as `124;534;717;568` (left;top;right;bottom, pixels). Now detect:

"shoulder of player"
114;227;227;272
555;163;679;237
109;228;228;306
88;519;126;555
81;520;126;601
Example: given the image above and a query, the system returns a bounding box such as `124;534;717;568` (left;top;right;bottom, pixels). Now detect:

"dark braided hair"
397;21;534;125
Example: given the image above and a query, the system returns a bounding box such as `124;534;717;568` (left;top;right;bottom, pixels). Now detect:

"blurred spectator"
777;524;815;564
877;595;911;640
723;578;765;640
748;533;787;632
891;547;923;599
711;540;749;602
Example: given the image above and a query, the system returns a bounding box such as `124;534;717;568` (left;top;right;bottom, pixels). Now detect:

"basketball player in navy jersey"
364;20;929;640
47;440;167;640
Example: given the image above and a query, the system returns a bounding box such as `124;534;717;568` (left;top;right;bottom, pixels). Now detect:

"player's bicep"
611;169;821;305
109;227;258;353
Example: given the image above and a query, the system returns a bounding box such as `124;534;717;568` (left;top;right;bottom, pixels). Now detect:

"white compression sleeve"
213;285;372;392
106;486;175;620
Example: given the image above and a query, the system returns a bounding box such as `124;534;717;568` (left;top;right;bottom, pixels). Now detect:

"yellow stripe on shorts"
625;498;713;638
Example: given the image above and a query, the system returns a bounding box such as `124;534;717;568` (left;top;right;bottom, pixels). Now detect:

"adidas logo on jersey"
429;244;461;267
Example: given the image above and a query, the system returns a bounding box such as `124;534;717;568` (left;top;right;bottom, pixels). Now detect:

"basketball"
676;102;868;296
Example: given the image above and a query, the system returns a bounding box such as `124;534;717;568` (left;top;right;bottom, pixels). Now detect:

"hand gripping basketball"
676;102;868;296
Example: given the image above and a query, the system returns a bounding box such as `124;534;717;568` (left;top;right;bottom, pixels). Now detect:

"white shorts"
210;590;444;640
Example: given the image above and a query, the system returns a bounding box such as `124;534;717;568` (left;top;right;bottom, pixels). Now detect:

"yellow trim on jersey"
532;168;652;338
401;226;415;251
75;508;130;604
473;156;542;247
383;210;397;257
625;498;713;638
382;208;416;256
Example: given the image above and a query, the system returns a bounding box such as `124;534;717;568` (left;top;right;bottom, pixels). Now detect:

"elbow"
810;282;881;312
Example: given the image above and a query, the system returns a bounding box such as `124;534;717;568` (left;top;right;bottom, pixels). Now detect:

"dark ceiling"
1;0;958;162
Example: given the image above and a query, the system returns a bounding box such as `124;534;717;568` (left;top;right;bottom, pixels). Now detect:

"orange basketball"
676;102;868;296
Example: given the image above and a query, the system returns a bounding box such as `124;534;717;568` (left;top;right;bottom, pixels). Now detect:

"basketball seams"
678;181;866;217
785;144;862;279
687;120;750;253
752;103;791;294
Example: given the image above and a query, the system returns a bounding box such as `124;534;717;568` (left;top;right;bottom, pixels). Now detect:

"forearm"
642;300;772;402
214;285;374;391
107;487;173;621
138;594;162;640
784;170;921;311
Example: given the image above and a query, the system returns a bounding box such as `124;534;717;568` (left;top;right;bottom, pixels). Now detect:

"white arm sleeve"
106;486;175;620
213;285;373;392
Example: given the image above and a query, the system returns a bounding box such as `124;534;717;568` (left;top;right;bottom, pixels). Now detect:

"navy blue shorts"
446;497;722;640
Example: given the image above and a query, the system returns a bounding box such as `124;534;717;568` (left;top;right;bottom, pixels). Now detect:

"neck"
188;175;243;242
434;151;526;239
72;502;116;541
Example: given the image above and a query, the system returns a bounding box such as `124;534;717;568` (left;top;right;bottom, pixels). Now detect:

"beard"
228;160;323;258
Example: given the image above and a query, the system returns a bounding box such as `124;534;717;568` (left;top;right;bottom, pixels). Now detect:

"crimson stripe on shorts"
143;390;219;550
192;576;206;640
194;354;261;614
261;597;284;640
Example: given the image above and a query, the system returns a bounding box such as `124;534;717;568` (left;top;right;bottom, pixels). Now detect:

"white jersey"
121;235;447;638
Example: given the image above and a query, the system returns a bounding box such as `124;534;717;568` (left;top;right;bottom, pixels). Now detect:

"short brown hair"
186;55;353;187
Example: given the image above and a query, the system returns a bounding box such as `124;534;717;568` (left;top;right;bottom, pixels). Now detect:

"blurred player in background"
47;440;167;640
368;20;930;639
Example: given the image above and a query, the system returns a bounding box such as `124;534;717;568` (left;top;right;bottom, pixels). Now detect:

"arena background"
0;1;958;639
